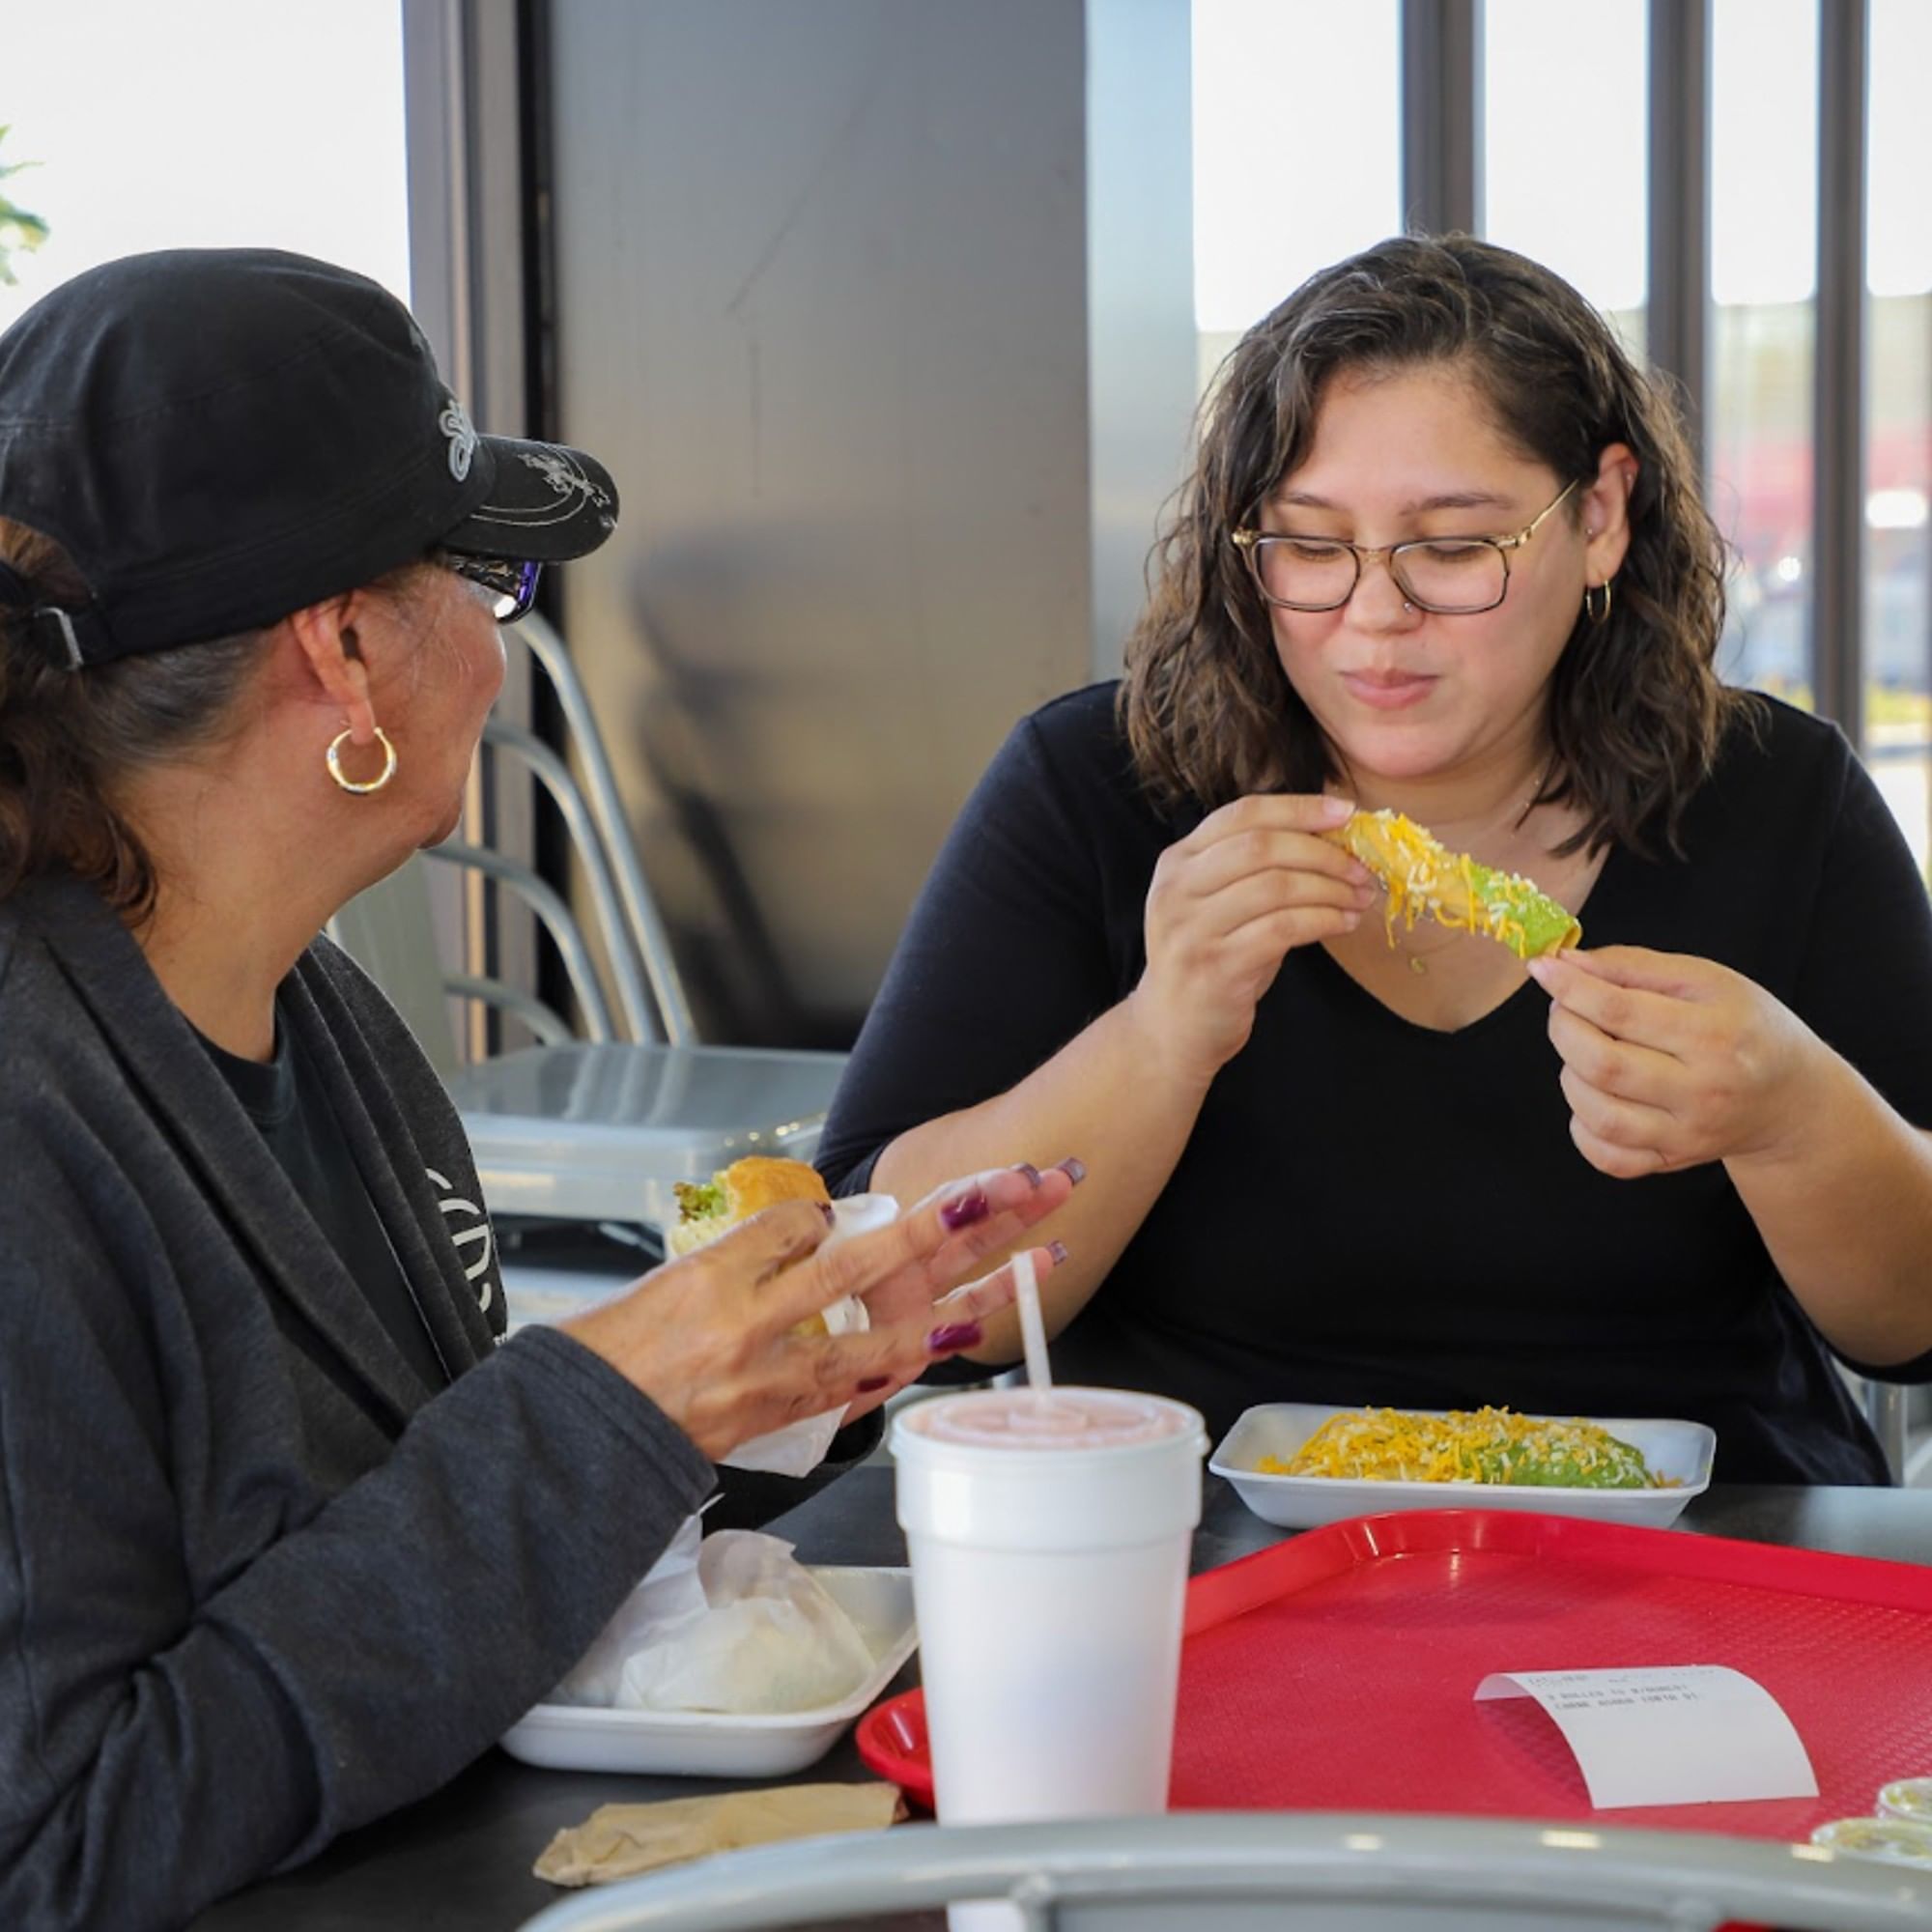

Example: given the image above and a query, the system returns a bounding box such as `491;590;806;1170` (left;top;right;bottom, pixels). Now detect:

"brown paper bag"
533;1781;905;1887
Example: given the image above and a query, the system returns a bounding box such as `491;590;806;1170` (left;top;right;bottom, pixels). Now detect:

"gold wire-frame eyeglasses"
1230;477;1582;614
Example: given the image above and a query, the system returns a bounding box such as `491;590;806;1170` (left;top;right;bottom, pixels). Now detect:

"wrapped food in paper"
534;1782;905;1887
551;1522;876;1715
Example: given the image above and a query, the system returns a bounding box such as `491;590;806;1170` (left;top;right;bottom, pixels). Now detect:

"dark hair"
0;523;444;920
1121;234;1752;857
0;518;269;920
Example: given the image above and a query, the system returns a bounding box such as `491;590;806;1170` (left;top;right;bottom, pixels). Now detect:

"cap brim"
439;433;620;563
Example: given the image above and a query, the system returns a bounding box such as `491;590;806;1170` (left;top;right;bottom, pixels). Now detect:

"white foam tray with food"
500;1567;917;1776
1210;1403;1716;1531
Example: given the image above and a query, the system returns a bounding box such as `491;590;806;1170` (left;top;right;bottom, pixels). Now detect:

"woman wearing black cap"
0;249;1076;1931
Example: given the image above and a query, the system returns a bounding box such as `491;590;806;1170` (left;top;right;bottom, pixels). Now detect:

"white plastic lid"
895;1388;1208;1552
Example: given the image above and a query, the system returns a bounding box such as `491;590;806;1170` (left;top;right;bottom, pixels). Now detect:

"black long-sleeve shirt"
819;684;1932;1484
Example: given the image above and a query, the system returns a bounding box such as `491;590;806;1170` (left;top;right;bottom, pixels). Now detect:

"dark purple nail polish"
1053;1156;1087;1185
939;1189;990;1231
927;1321;983;1354
1013;1162;1044;1188
818;1201;837;1225
856;1375;891;1393
1046;1239;1069;1267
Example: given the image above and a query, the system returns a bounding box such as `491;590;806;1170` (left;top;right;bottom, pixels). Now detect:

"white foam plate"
499;1567;916;1777
1209;1404;1716;1531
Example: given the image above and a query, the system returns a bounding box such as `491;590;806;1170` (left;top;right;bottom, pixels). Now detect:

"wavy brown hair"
1122;234;1751;857
0;519;270;920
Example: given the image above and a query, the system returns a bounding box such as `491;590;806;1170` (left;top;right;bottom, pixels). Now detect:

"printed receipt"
1474;1665;1818;1809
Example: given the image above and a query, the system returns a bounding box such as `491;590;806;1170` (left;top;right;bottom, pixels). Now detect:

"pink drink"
899;1386;1189;1451
894;1387;1208;1932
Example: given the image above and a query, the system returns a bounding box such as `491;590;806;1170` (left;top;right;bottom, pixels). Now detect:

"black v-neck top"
196;1005;450;1391
819;683;1932;1483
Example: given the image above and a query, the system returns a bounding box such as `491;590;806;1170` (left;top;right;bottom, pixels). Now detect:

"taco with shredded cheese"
1329;808;1581;961
1258;1406;1662;1490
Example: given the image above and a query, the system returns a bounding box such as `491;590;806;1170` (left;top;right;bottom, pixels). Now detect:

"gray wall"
547;0;1194;1044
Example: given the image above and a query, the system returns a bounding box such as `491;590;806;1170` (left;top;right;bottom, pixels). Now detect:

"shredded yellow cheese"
1256;1406;1667;1490
1329;810;1581;960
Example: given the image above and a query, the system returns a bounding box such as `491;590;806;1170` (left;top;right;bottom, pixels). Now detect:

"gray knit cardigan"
0;875;718;1930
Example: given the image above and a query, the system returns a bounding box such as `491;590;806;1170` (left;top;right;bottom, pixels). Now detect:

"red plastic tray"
858;1508;1932;1840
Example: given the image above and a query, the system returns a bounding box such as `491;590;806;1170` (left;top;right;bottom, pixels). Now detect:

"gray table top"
191;1471;1932;1932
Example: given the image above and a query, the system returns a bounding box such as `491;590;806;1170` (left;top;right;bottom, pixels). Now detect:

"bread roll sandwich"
670;1158;838;1338
670;1156;833;1257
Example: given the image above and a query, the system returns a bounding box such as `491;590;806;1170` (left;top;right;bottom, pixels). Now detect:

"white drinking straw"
1012;1246;1053;1392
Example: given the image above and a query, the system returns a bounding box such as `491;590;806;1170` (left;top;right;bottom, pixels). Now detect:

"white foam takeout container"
499;1566;917;1777
1209;1403;1716;1532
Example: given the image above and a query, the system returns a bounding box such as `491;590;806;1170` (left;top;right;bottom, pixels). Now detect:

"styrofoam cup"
893;1387;1207;1932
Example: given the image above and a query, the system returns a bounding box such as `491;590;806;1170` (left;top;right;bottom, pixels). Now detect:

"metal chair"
513;1812;1932;1932
328;611;847;1240
1837;1372;1932;1487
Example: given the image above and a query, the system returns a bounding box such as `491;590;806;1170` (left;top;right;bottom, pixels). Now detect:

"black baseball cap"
0;247;619;668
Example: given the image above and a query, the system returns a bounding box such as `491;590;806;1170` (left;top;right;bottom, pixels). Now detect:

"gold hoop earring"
327;725;398;795
1582;580;1614;626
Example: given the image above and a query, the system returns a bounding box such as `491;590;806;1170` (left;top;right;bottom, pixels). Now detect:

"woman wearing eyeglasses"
0;249;1074;1932
820;233;1932;1488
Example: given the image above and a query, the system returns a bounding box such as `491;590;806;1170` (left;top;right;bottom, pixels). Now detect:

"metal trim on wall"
1085;0;1196;681
1646;0;1711;477
1401;0;1480;237
402;0;541;1057
1811;0;1869;740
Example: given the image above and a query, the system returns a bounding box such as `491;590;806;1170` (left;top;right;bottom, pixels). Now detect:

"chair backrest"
513;1813;1931;1932
327;614;851;1236
1839;1369;1920;1484
329;611;695;1058
510;609;695;1046
327;851;591;1070
325;855;465;1081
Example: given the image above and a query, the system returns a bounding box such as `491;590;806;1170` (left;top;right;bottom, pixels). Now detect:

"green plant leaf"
0;124;50;286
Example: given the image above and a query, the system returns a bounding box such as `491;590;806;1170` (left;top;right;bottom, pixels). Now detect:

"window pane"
1482;0;1648;357
1192;0;1402;392
1863;0;1932;874
1709;0;1819;703
0;0;410;336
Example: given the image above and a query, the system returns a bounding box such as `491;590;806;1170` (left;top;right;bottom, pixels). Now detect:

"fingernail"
856;1375;891;1393
939;1188;990;1231
818;1201;837;1225
927;1321;983;1354
1321;795;1355;824
1046;1239;1069;1267
1052;1156;1086;1185
1525;957;1554;987
1013;1162;1044;1188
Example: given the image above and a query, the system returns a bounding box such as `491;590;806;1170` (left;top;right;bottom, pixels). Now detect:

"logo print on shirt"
440;396;478;482
427;1167;494;1310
